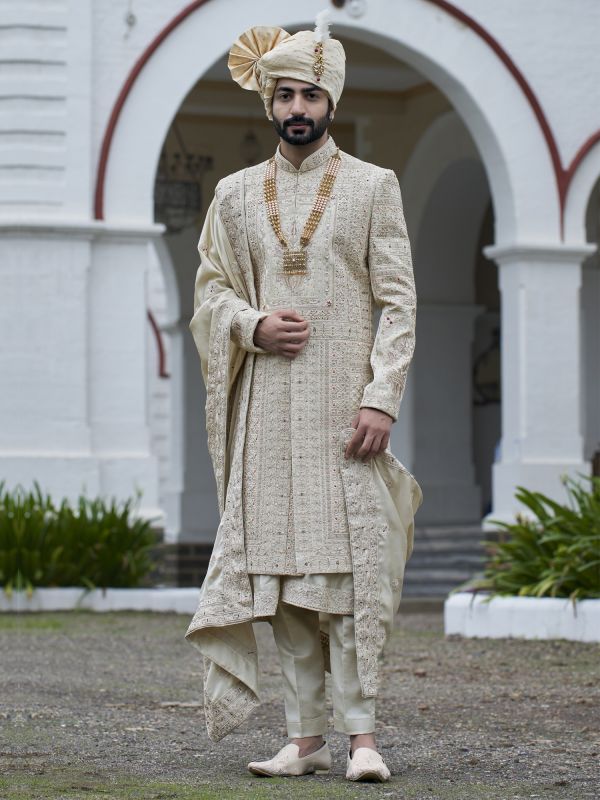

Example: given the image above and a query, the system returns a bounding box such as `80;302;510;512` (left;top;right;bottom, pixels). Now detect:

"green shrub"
469;476;600;602
0;482;159;594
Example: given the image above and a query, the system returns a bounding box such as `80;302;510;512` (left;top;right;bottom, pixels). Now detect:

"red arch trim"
147;309;170;378
562;130;600;204
426;0;600;237
94;0;213;220
95;0;600;238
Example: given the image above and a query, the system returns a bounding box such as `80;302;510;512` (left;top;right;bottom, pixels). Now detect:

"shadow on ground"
1;607;598;799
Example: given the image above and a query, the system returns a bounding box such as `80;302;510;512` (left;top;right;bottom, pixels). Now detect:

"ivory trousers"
271;600;375;738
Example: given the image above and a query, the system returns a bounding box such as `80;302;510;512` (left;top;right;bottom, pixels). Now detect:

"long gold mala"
264;148;342;276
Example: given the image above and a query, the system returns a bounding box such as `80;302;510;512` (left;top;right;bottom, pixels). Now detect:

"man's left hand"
344;407;393;462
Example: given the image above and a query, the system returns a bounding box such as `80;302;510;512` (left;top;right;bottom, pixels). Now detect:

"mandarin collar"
274;136;339;174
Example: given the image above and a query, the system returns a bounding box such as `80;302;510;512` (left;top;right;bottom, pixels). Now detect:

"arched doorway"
94;0;565;537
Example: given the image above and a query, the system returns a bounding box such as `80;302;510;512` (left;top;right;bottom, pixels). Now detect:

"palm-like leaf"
469;476;600;601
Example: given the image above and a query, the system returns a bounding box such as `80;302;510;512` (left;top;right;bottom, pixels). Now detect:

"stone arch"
92;0;570;534
97;0;560;245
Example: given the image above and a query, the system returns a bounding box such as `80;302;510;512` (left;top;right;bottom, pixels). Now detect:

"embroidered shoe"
248;742;331;777
346;747;391;782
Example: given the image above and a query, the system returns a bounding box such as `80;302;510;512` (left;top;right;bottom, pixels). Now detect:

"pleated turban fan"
228;11;346;120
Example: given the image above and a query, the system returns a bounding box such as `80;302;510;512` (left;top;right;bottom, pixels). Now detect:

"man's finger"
284;334;309;345
278;308;305;322
357;434;375;460
345;428;365;459
280;343;304;353
367;434;385;461
281;320;309;332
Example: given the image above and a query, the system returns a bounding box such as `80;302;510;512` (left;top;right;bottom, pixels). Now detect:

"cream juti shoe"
346;747;391;782
248;742;331;777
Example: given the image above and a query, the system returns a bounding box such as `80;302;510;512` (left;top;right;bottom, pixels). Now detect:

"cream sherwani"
185;137;422;741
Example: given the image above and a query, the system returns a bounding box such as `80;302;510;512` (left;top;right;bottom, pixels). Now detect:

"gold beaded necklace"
264;147;341;277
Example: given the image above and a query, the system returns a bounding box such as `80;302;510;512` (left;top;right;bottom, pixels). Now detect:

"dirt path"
1;607;598;799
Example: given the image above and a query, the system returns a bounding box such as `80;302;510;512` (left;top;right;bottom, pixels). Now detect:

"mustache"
284;117;314;128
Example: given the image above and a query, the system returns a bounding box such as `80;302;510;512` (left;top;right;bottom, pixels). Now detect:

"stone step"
409;551;488;566
406;557;485;576
404;567;479;582
414;531;496;549
403;526;489;597
403;584;468;598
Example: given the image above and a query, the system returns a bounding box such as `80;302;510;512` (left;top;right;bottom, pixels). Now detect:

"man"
185;13;422;783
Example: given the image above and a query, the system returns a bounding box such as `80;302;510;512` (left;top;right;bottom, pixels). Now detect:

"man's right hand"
253;308;310;359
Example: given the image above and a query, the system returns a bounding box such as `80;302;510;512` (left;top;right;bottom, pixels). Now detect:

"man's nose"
290;96;307;116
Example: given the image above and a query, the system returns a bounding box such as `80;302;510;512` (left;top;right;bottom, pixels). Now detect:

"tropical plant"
466;476;600;602
0;482;159;595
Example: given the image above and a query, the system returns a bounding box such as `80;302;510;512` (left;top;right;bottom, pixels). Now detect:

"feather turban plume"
227;10;346;120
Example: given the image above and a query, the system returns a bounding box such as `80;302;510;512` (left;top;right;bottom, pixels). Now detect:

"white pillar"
90;228;163;520
0;220;163;519
0;226;99;497
485;244;594;523
412;303;483;523
176;328;221;542
582;256;600;461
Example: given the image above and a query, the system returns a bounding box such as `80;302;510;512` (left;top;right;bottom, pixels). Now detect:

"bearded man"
185;12;422;784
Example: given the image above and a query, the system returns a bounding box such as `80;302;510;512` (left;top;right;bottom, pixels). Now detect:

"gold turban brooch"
228;11;346;120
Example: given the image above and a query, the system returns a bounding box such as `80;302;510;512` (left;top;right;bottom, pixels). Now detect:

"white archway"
100;0;559;245
562;142;600;466
95;0;586;531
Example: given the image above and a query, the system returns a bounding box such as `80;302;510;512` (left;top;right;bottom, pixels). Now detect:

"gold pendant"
282;249;308;275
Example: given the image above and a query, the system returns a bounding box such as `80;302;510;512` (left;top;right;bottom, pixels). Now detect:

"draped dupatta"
185;171;422;741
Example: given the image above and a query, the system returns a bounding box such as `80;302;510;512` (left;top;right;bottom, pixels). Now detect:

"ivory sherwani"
185;136;422;741
236;136;415;574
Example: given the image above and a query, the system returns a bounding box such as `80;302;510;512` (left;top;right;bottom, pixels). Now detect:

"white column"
0;226;99;497
412;303;483;523
177;328;221;542
582;257;600;461
0;222;163;518
89;228;163;519
159;228;221;543
485;244;594;523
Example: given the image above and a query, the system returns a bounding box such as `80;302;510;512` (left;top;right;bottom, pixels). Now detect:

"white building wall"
1;0;599;530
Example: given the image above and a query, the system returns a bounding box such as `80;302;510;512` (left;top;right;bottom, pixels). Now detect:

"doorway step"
403;525;495;598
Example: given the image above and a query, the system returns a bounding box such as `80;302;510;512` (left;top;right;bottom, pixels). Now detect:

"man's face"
272;78;332;146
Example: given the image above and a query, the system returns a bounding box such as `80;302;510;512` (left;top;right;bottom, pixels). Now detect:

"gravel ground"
1;605;599;800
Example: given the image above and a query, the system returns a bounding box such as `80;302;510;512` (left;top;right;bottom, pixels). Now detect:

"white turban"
228;12;346;120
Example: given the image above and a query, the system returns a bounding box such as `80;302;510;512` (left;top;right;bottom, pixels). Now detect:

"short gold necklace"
264;147;341;276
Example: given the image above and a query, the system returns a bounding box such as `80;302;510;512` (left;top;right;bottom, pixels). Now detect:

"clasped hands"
254;308;393;462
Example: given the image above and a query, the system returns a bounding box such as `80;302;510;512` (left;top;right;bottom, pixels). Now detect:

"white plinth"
0;587;200;614
444;592;600;643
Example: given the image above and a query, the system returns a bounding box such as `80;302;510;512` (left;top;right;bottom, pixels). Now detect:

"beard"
273;111;330;146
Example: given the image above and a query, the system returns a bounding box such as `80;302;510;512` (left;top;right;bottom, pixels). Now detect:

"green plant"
0;482;159;594
467;475;600;602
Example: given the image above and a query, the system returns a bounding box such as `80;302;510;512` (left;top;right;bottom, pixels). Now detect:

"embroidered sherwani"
185;137;422;741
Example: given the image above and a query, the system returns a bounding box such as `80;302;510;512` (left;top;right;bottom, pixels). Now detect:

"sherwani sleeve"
360;169;416;422
192;196;269;373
